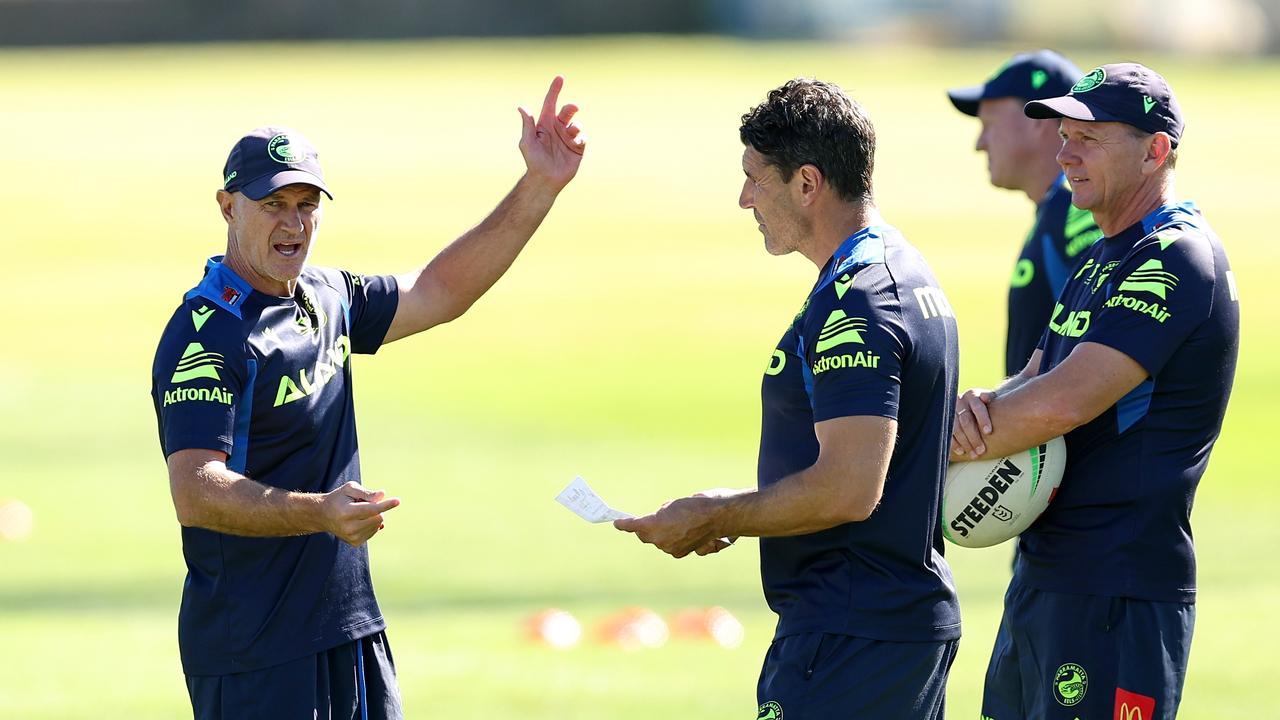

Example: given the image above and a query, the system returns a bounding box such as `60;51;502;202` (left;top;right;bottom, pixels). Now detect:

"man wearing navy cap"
150;77;585;719
949;50;1102;377
952;63;1239;719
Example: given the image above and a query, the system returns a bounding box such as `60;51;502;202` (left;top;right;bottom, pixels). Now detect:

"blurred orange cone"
597;607;669;651
524;609;582;649
670;606;745;649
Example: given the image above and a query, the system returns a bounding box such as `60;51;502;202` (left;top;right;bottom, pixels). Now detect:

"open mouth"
273;242;303;258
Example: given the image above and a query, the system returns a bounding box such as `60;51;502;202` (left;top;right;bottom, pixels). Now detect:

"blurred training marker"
524;609;582;650
0;499;34;542
597;607;669;651
670;607;745;649
555;476;632;524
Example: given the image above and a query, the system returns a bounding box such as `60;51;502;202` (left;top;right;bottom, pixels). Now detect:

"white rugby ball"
942;437;1066;548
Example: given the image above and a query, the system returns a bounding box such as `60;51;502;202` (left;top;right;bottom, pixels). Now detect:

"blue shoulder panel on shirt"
1140;201;1200;236
184;256;255;319
819;226;890;295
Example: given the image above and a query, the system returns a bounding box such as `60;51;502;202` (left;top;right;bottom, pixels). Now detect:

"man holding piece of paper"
614;78;960;720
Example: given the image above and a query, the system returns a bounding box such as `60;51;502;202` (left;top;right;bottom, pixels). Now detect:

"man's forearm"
417;174;560;320
715;464;879;539
968;377;1074;461
172;461;325;537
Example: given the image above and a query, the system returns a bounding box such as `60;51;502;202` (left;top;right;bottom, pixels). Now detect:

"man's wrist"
710;489;754;539
516;172;564;203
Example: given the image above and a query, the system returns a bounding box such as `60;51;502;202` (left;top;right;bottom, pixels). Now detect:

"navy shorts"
982;582;1194;720
186;631;403;720
756;632;957;719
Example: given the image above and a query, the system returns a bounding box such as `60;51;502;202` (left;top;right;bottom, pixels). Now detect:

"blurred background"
2;1;1277;718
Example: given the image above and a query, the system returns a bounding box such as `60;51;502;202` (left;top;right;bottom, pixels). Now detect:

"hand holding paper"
555;476;633;524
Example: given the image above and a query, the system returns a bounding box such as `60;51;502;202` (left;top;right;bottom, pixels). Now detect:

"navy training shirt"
758;225;962;643
150;256;400;675
1006;174;1101;376
1022;202;1239;602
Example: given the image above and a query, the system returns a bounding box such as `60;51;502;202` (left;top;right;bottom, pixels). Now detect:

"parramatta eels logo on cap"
1072;68;1106;93
267;133;303;164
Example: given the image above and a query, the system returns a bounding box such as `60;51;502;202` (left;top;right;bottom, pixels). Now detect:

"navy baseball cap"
222;126;332;200
947;50;1083;117
1024;63;1184;147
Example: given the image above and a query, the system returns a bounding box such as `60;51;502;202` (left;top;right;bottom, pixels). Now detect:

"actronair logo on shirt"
164;387;234;407
1103;259;1179;324
171;343;225;383
815;310;867;352
812;310;879;375
1117;259;1179;299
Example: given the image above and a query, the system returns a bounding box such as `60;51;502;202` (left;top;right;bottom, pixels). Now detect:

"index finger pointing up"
539;75;565;125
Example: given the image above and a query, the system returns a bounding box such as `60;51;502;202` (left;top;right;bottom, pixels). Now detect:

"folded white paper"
555;476;633;524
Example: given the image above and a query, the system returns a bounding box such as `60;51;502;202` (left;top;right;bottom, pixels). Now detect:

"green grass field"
1;38;1276;718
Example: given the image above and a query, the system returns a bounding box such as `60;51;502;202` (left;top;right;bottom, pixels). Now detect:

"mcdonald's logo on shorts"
1114;688;1156;720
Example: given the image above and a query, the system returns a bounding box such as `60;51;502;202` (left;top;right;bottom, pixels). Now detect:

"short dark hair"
739;78;876;203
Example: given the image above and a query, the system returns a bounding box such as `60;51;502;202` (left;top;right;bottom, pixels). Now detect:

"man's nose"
281;208;305;233
1056;144;1073;169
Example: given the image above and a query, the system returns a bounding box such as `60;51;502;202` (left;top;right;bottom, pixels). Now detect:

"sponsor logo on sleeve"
834;272;855;300
1117;259;1178;299
815;310;867;352
914;286;955;320
191;305;214;332
163;386;234;407
1114;688;1156;720
1053;663;1089;707
1102;259;1179;323
171;343;225;384
764;349;786;377
812;311;880;374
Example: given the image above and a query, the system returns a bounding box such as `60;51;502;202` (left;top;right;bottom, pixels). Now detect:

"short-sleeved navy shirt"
758;225;962;643
150;256;400;676
1022;202;1239;602
1006;174;1101;376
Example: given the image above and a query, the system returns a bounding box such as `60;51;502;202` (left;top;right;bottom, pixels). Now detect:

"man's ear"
1143;132;1174;175
796;164;824;207
216;189;235;223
